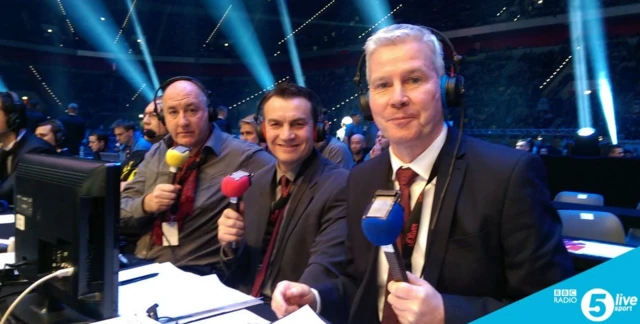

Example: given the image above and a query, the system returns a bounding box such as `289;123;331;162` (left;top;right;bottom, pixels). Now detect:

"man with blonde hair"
271;24;573;324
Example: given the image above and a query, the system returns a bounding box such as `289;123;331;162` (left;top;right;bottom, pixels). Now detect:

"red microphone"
221;170;254;252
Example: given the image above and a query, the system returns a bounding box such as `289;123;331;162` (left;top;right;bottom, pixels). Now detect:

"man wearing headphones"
35;119;73;156
0;92;56;203
217;82;348;302
120;77;274;275
238;114;267;150
271;24;573;324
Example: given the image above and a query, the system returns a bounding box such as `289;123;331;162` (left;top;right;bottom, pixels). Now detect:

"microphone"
143;129;157;140
361;190;408;282
165;145;190;214
221;170;254;253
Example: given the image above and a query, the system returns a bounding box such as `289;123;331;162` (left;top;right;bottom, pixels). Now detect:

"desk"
553;201;640;230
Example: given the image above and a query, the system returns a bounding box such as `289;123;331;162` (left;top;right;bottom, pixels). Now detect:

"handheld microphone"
361;190;408;282
165;145;190;214
221;170;254;253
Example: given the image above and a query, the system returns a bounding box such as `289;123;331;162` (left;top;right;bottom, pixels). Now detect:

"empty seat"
558;210;626;244
554;191;604;206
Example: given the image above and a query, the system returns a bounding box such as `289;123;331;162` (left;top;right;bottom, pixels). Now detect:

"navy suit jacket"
315;129;575;324
224;150;348;299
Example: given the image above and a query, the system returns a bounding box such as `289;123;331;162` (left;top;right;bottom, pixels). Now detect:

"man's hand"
217;202;245;246
143;184;181;213
387;272;445;324
271;281;317;319
369;143;382;158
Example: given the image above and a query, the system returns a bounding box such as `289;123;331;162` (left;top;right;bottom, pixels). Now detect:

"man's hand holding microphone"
218;171;253;257
143;146;190;214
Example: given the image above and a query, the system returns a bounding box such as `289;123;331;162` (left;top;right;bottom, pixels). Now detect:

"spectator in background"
35;120;72;156
515;138;533;152
239;114;267;150
0;92;56;203
316;107;353;170
349;133;367;166
343;111;366;144
112;119;151;162
25;98;46;133
609;144;625;158
365;130;390;160
58;103;86;155
214;105;232;133
88;130;109;160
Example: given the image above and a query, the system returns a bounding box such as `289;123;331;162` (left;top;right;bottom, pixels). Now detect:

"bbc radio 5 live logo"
555;288;637;321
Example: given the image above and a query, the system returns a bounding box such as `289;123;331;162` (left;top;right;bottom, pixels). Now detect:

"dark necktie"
381;167;418;324
251;175;292;297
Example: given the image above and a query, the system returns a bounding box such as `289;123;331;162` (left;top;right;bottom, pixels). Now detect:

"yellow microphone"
165;145;190;174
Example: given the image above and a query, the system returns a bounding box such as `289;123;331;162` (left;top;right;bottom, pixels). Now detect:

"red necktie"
251;175;292;297
381;167;418;324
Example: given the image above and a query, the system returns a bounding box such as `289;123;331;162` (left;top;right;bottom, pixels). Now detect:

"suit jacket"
224;150;348;299
0;133;56;203
58;114;86;155
315;129;574;324
214;118;231;133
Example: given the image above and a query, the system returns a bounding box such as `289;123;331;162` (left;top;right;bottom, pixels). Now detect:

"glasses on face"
143;112;158;119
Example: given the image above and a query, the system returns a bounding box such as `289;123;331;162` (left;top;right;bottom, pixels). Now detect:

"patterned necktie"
251;175;292;297
380;167;418;324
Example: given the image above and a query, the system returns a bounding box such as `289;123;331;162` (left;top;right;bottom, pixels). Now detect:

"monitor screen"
563;238;634;260
14;154;120;321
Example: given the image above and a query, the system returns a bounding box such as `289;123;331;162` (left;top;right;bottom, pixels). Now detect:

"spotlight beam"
275;0;305;86
201;0;275;89
569;0;593;129
126;0;160;90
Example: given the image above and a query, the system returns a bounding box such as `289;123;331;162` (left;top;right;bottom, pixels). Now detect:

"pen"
119;272;159;286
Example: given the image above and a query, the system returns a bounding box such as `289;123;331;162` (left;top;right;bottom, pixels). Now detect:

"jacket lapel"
249;164;276;248
423;128;467;287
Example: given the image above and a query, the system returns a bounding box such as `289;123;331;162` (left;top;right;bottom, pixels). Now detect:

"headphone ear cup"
440;74;465;109
358;89;371;120
314;122;326;143
260;123;266;142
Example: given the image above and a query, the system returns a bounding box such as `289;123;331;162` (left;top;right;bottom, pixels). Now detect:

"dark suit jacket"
214;118;231;133
26;110;47;133
315;129;575;324
0;133;56;203
58;114;86;155
224;150;348;299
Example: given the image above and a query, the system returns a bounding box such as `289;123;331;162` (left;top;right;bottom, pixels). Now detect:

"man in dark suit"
25;99;46;133
58;103;86;155
271;24;574;324
214;105;232;133
0;92;56;203
218;83;348;301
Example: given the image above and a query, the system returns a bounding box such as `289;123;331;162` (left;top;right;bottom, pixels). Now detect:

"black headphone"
153;76;217;126
40;120;66;146
0;92;26;132
253;85;327;143
353;26;465;118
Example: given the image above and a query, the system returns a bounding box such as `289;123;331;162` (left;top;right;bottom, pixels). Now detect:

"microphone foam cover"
165;147;190;168
221;175;251;198
361;203;405;246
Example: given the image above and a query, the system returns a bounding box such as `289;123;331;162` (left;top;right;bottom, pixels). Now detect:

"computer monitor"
99;152;120;162
13;154;120;322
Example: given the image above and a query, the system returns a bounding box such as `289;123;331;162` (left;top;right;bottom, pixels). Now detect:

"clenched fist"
218;202;245;246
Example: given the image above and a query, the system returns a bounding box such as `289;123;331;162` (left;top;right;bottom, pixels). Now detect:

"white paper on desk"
273;305;325;324
0;252;15;268
189;309;270;324
118;262;261;320
93;315;160;324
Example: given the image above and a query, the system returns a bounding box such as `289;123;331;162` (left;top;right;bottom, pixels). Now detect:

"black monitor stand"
8;291;96;324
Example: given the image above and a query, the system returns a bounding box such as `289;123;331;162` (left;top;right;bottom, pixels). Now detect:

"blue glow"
275;0;305;86
65;1;154;101
201;0;275;89
568;0;593;129
125;0;160;91
577;127;596;136
353;0;394;30
582;0;618;144
0;76;7;92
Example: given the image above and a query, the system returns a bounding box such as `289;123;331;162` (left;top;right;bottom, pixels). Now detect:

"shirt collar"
389;122;448;181
4;129;26;151
276;163;301;184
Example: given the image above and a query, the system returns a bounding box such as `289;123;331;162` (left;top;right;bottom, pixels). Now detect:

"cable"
0;267;75;324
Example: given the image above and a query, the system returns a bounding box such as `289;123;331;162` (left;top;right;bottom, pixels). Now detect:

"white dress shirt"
376;123;448;320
